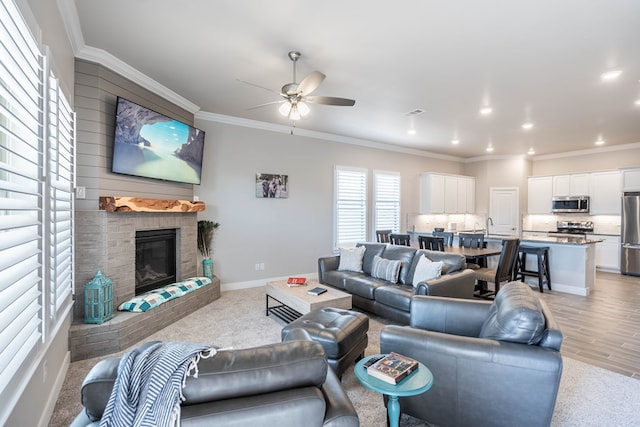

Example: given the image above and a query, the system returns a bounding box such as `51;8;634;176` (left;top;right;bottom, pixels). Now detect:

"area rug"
49;286;640;426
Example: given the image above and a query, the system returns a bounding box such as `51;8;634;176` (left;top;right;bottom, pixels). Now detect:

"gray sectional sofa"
318;243;476;324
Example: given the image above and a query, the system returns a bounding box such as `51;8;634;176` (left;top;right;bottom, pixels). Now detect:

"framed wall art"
256;173;289;198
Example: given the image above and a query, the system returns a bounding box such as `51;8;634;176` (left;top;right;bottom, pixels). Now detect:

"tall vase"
202;258;214;280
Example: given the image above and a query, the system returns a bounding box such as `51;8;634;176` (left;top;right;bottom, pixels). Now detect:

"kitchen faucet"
486;217;494;234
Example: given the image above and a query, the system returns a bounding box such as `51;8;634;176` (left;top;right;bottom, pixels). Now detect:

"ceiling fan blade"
304;96;355;106
247;100;285;110
297;71;326;96
236;78;279;94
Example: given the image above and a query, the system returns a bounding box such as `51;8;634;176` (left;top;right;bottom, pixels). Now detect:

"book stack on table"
286;277;307;287
366;352;419;385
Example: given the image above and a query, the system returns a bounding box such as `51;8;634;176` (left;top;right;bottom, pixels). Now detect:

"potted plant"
197;220;220;279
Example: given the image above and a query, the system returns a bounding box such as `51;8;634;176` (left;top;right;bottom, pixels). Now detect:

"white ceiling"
69;0;640;159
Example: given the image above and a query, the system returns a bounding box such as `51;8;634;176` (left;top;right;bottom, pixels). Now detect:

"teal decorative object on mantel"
197;220;220;279
84;270;114;324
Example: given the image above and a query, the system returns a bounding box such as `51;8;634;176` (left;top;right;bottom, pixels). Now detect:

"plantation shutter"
47;73;74;321
374;171;401;234
335;166;367;248
0;0;45;399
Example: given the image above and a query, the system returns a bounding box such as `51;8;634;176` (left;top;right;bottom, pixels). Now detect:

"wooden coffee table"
265;279;352;323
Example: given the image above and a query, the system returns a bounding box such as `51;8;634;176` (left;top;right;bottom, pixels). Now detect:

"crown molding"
57;0;200;114
195;112;464;162
464;154;528;163
531;141;640;161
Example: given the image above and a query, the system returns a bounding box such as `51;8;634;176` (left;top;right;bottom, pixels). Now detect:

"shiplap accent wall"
73;59;202;324
74;59;196;211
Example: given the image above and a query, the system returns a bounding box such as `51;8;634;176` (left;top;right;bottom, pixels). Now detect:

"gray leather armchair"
380;281;563;427
71;337;359;427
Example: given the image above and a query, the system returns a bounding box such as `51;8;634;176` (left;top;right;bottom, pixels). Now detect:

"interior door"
489;187;519;235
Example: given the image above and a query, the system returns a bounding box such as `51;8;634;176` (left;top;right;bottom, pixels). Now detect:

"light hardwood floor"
537;271;640;379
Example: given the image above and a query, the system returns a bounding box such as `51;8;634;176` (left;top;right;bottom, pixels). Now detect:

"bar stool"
514;245;551;292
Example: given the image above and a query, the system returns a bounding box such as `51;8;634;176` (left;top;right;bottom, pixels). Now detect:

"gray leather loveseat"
318;243;476;324
70;338;359;427
380;281;563;427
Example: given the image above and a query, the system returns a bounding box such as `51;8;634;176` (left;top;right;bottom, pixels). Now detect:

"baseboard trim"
38;351;70;427
221;273;318;292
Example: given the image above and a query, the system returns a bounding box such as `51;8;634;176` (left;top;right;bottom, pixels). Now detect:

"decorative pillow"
412;255;443;287
479;281;546;344
338;246;366;272
370;255;402;283
119;277;211;312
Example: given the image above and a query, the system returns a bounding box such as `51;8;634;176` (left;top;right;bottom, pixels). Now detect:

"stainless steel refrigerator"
621;192;640;276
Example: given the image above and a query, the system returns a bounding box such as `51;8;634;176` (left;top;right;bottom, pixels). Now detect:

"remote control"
363;355;385;368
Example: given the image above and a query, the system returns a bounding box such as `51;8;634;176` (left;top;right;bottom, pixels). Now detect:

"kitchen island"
408;231;601;296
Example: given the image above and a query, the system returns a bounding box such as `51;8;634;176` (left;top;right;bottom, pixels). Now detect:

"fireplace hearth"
135;229;177;294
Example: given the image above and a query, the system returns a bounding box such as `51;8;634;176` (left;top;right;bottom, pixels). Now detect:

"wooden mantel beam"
99;196;205;213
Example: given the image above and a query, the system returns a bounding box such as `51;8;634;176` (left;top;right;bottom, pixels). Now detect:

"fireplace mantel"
99;196;205;213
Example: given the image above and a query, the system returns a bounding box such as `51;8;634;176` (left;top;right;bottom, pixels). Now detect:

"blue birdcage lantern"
84;270;114;324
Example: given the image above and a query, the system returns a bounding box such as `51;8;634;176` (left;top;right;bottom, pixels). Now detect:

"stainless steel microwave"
551;196;589;213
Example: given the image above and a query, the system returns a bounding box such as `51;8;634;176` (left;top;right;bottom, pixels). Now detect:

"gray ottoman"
281;307;369;378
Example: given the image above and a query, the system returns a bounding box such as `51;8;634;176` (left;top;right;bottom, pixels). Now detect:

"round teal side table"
354;354;433;427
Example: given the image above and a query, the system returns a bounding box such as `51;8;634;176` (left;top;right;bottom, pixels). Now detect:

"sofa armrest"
409;295;492;337
318;255;340;283
320;367;360;427
414;268;476;299
182;340;328;404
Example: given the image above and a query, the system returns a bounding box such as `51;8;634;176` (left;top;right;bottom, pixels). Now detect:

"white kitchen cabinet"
588;234;620;271
590;170;621;215
458;177;475;213
528;176;553;214
444;175;458;213
420;173;445;213
621;168;640;192
552;173;589;197
420;173;475;214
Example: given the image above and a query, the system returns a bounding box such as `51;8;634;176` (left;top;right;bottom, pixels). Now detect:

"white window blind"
0;0;45;402
47;73;74;322
374;171;401;234
334;166;367;248
0;0;75;417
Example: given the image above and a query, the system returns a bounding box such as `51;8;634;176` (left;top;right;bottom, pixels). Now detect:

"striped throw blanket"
99;342;217;427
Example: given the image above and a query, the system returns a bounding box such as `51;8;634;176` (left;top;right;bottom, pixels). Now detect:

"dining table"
443;245;502;258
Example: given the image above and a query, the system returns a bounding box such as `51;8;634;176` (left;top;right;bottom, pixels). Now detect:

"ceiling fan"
245;51;355;121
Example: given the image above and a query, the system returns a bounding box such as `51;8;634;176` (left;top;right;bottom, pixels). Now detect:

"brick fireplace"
71;199;220;361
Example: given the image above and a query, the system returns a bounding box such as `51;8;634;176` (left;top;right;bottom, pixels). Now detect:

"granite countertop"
486;234;603;246
407;230;602;245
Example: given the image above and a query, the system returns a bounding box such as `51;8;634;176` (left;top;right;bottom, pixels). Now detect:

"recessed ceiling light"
595;137;605;145
480;106;493;115
634;99;640;106
407;129;416;135
527;148;535;155
601;70;622;81
522;122;534;130
451;139;460;145
486;145;494;152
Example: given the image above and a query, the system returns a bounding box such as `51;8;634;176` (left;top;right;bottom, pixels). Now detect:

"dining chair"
433;231;454;246
474;238;521;299
376;229;392;243
458;232;486;268
418;235;445;251
389;233;411;246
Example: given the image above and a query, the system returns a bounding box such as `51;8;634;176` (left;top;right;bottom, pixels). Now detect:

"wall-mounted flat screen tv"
111;97;205;185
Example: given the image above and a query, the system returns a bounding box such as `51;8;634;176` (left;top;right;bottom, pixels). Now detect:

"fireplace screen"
135;229;177;294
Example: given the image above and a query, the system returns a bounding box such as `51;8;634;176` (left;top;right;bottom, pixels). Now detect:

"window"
334;166;367;249
0;0;74;417
374;170;400;234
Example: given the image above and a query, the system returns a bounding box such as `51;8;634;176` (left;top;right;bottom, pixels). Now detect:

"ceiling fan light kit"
245;51;355;122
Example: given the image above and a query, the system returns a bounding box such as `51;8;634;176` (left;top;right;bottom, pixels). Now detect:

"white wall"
194;119;463;286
